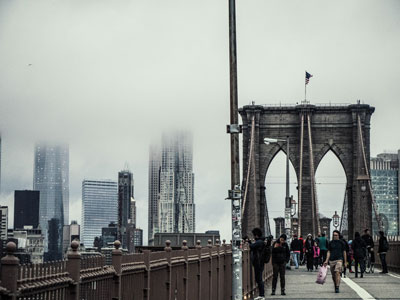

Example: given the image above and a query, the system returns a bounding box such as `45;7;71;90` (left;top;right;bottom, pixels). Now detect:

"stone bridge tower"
239;103;375;238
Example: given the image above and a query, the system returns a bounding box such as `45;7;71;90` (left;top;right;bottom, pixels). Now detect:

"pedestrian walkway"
258;266;400;299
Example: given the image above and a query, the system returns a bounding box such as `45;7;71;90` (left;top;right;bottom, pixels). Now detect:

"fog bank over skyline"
1;0;399;241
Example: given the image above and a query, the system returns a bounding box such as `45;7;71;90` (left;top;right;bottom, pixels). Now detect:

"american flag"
305;71;313;85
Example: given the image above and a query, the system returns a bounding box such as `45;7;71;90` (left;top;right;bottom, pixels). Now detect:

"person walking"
340;234;350;277
352;232;366;278
290;234;302;269
271;234;290;296
249;228;269;299
299;235;305;265
305;234;314;271
348;240;354;273
313;241;321;271
378;231;389;274
323;230;347;293
319;232;329;266
362;228;375;270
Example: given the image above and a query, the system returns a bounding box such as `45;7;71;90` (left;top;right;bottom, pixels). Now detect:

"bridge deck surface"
259;266;400;299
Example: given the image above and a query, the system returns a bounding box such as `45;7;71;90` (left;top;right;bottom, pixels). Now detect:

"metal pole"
285;137;291;240
228;0;242;299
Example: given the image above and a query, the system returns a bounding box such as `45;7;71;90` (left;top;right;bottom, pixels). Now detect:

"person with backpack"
249;228;271;299
271;234;290;296
378;231;389;274
319;232;329;266
352;232;367;278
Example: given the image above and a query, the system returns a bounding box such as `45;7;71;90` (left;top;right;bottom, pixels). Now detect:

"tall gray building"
371;151;400;236
81;179;118;247
0;134;2;194
118;170;134;248
148;145;161;243
149;132;195;243
33;143;69;258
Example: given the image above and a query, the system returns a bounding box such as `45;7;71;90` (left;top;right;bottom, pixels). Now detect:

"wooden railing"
0;239;272;300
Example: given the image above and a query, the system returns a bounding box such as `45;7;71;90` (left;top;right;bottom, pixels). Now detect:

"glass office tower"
34;143;69;260
81;179;118;247
371;152;400;236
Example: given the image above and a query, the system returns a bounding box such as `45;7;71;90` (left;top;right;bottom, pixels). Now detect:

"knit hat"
280;234;287;240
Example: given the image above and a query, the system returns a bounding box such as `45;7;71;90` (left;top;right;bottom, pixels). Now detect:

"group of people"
249;227;390;299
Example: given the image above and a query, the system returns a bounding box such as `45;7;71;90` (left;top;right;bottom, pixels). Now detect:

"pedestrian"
340;234;350;277
362;228;375;268
323;230;347;293
299;235;305;264
271;234;290;296
290;234;302;269
352;232;366;278
249;228;269;299
313;241;320;270
319;232;329;266
305;234;314;271
378;231;389;274
348;240;354;273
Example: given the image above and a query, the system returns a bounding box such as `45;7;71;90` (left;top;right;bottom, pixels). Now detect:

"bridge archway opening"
265;150;298;238
315;150;347;238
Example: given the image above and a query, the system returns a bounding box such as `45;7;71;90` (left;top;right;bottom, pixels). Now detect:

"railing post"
143;250;151;300
196;240;202;300
164;240;172;300
208;239;213;300
1;242;19;300
181;240;189;300
112;240;122;300
66;240;81;300
215;239;221;300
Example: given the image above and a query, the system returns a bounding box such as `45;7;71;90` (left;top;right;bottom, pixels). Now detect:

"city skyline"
1;0;400;242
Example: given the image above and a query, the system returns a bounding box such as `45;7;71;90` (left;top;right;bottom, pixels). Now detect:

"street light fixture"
332;211;340;230
264;136;291;239
290;197;297;217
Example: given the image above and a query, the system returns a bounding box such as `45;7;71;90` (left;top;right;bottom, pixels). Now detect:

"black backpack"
261;241;271;264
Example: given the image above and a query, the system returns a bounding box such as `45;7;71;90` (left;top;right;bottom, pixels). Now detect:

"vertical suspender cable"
298;113;304;236
242;116;255;216
357;115;383;232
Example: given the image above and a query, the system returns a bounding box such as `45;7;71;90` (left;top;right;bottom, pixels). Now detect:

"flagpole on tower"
304;71;313;104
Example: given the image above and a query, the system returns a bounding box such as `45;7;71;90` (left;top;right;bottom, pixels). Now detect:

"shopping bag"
316;265;328;284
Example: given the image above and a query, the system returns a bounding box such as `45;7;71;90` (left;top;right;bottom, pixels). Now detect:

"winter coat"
313;246;320;258
290;238;303;252
378;236;389;253
272;241;290;264
352;237;366;260
250;238;265;268
305;238;314;256
362;234;374;249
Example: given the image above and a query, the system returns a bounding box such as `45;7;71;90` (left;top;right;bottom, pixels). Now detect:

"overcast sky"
0;0;399;243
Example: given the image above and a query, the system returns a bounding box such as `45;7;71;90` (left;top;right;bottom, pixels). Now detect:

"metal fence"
0;239;272;300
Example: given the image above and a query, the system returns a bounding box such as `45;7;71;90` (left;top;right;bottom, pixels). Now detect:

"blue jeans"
292;252;300;268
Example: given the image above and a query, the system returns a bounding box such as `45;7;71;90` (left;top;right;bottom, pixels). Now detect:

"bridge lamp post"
264;136;292;240
332;211;340;230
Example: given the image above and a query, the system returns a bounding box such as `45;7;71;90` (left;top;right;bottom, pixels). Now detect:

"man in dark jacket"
378;231;389;274
271;234;290;296
290;234;302;269
352;232;366;278
362;229;375;267
250;228;269;298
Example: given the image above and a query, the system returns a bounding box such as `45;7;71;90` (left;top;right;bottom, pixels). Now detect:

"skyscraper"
149;131;195;243
148;145;161;243
0;206;8;241
14;190;40;229
371;151;400;236
118;170;134;248
33;143;69;260
81;179;118;247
